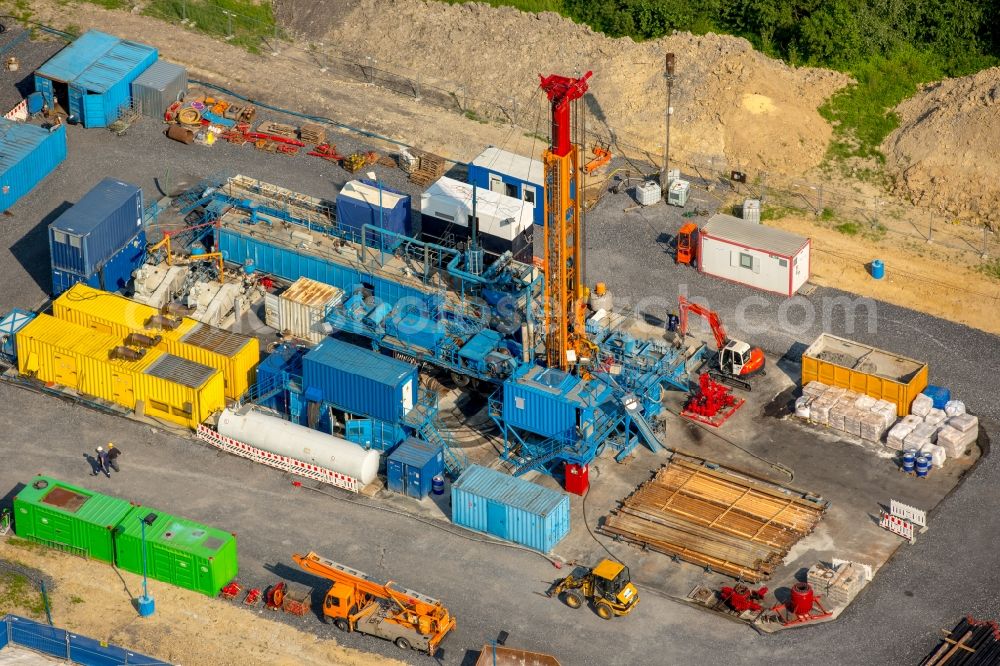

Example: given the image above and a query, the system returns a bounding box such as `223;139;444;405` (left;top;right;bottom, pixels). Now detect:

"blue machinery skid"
171;174;707;478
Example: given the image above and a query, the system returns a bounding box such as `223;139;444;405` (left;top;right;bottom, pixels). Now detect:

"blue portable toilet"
34;30;157;128
335;179;412;248
467;146;544;226
386;437;444;499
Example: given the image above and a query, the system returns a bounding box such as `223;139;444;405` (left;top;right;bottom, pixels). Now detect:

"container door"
401;379;414;413
83;93;106;128
35;76;53;107
486;500;507;540
386;459;403;494
67;87;83;122
406;466;422;499
52;353;78;387
111;372;135;409
155;547;195;590
34;510;73;547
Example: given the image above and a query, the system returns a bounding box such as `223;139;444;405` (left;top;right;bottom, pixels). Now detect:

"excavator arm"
678;296;728;349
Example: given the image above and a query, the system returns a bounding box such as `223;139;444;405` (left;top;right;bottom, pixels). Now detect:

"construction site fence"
1;614;170;665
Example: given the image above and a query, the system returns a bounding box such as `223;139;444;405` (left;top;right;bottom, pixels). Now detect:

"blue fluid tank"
870;259;885;279
901;449;916;474
915;454;931;478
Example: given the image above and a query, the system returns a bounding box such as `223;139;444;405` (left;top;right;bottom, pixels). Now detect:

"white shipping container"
278;277;344;343
698;214;811;296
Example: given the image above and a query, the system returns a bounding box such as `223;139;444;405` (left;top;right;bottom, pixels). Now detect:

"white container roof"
421;176;533;240
472;146;544;185
339;179;408;209
702;213;809;256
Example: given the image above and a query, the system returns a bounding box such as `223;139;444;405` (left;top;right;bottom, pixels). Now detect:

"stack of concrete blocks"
936;413;979;459
886;415;922;450
803;383;896;442
807;562;866;608
910;393;934;417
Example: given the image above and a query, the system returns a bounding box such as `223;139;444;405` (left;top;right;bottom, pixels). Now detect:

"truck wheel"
562;589;584;609
334;619;349;632
595;601;614;620
394;637;412;651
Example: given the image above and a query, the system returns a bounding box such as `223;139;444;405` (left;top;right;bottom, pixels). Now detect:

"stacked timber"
601;456;828;582
409;149;446;186
299;123;326;145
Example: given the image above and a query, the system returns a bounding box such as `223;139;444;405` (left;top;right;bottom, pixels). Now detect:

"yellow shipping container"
53;283;259;399
16;314;225;429
801;333;929;416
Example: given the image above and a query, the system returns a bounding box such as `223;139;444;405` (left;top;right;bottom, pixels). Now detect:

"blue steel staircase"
403;388;469;478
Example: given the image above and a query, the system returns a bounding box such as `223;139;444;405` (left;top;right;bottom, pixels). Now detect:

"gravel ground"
0;69;998;664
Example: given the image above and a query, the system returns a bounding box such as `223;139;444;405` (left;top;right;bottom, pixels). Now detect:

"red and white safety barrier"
4;99;27;121
197;424;361;493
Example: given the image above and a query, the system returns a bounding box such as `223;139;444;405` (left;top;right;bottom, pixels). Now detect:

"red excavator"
678;296;765;391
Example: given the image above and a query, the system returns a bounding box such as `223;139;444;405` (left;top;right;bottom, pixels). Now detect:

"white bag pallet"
795;396;811;420
829;401;852;431
803;381;829;399
924;408;947;427
937;425;977;458
855;395;877;410
944;400;966;417
911;393;933;417
844;407;863;437
948;413;979;433
920;442;947;468
886;422;915;450
904;423;937;449
871;400;898;429
810;397;835;426
860;411;886;442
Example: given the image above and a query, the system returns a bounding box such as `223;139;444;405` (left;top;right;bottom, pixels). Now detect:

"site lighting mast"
661;53;676;196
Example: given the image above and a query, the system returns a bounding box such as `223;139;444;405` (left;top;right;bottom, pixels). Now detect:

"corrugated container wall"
451;465;570;553
502;379;578;439
49;178;143;275
114;507;238;596
13;476;134;563
277;277;343;343
0;120;67;212
53;283;259;399
130;59;187;118
0;309;36;360
302;337;418;423
387;438;444;499
15;314;225;429
50;228;146;297
34;31;157;128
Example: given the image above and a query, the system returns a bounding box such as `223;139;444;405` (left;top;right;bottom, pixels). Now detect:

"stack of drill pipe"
601;458;826;582
922;616;1000;665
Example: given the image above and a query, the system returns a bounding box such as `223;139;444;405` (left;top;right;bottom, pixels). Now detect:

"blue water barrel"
915;454;931;478
432;475;445;495
870;259;885;279
191;246;206;256
923;385;951;409
901;449;916;474
26;92;44;114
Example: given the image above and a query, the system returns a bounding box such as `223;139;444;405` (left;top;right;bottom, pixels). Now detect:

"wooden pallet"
601;456;827;582
409;149;446;185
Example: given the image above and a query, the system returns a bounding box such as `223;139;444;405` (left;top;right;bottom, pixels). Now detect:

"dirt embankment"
884;67;1000;229
276;0;849;175
0;539;405;666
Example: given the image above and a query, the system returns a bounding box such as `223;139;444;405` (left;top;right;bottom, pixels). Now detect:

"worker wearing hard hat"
106;443;122;474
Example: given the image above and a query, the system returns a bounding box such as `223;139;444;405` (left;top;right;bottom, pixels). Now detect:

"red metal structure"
539;71;595;372
678;296;765;389
719;584;768;614
682;373;745;426
768;582;832;626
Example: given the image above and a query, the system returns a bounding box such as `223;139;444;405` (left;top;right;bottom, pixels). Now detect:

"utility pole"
660;53;676;198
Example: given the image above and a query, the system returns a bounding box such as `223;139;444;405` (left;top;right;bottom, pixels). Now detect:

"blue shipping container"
49;178;143;275
345;418;407;452
451;465;570;553
335;179;412;249
0;121;67;212
0;309;36;360
50;229;146;296
387;437;444;499
34;30;157;128
302;337;418;424
502;366;580;439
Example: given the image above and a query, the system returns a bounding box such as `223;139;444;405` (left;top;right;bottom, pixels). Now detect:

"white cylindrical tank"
217;408;379;485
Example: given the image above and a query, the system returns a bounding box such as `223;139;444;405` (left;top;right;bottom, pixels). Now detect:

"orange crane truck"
292;551;456;655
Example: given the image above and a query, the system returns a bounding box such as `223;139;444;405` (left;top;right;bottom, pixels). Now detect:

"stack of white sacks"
799;382;897;443
799;382;979;468
883;393;978;467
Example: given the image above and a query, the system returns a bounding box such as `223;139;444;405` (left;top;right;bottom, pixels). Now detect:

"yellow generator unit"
53;283;258;400
16;314;225;429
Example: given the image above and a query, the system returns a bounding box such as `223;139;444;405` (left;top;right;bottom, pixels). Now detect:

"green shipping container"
113;507;238;596
13;476;133;563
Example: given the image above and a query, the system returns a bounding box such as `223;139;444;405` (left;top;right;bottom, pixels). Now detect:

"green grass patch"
819;207;836;221
819;46;945;163
463;109;489;124
835;221;861;236
760;205;792;221
81;0;129;8
143;0;278;53
978;258;1000;281
0;570;46;618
